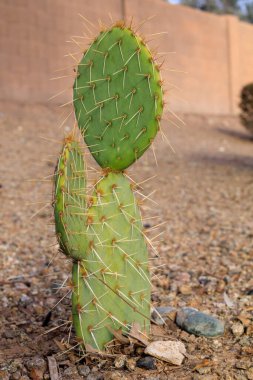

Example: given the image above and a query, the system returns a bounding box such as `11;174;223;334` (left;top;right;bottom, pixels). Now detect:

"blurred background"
1;0;253;114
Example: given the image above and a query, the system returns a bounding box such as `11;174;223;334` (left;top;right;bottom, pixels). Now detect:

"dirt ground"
0;102;253;379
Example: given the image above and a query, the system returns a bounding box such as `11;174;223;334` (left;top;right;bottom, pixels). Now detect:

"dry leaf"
106;325;130;344
128;322;149;346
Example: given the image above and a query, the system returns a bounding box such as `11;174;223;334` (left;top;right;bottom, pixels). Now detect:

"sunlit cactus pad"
73;23;163;170
72;172;150;349
54;137;88;260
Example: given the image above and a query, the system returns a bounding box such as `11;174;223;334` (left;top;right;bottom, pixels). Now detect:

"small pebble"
62;366;81;380
105;373;128;380
196;366;211;374
125;358;136;371
136;356;156;370
145;340;186;365
114;355;126;369
19;294;32;306
78;364;90;376
3;330;19;339
12;372;21;380
212;339;222;349
178;284;192;295
246;367;253;380
231;322;244;337
25;356;46;373
2;296;9;307
87;373;104;380
176;307;225;337
246;325;253;336
0;371;9;380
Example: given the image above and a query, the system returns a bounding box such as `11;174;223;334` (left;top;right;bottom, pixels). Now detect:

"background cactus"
54;21;163;351
239;82;253;135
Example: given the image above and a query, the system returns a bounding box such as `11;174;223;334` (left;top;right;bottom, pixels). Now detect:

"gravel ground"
0;102;253;379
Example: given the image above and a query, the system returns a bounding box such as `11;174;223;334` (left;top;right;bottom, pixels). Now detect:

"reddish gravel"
0;102;253;379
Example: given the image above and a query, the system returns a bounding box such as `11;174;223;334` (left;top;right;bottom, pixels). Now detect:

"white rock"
144;340;186;365
231;322;244;337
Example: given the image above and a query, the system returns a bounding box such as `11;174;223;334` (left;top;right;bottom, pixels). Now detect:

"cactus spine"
53;21;163;350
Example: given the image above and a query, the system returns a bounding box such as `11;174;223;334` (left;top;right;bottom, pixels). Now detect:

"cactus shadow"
216;127;253;143
190;152;253;171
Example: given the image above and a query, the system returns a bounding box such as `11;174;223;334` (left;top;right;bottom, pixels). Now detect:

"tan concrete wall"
239;22;253;90
0;0;253;114
0;0;122;104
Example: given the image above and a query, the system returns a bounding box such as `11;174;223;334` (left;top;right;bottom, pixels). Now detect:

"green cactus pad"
72;172;150;350
54;137;88;260
73;23;163;170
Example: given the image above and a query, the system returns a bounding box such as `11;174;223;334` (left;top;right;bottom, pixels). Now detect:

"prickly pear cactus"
54;136;87;260
73;22;163;170
72;172;150;349
53;21;164;351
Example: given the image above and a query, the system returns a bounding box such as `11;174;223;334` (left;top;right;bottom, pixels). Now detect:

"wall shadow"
216;127;253;143
189;152;253;171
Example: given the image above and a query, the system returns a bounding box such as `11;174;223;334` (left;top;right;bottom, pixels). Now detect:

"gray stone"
78;364;90;376
136;356;157;370
176;307;225;337
25;356;46;372
63;366;81;380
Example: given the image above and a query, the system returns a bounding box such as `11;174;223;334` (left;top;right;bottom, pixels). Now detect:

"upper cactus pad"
73;23;163;170
54;137;88;260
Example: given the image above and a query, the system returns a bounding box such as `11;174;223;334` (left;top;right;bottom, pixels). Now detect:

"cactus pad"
54;137;88;260
72;172;150;350
73;24;163;170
